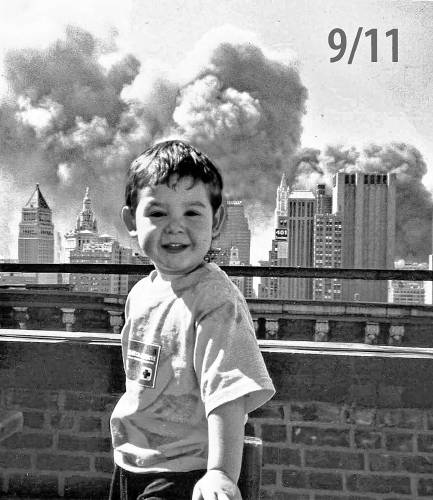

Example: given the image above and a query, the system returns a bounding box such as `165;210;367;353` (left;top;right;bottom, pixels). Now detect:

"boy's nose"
164;217;184;233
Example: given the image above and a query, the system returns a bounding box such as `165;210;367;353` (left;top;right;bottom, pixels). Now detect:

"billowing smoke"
0;25;307;258
291;143;432;260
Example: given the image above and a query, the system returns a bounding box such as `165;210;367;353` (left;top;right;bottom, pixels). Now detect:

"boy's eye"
185;210;200;216
149;211;165;217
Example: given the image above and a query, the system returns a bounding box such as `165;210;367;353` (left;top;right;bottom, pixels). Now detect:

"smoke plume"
0;25;307;257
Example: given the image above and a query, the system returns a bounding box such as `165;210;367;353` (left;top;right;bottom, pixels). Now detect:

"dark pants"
109;465;207;500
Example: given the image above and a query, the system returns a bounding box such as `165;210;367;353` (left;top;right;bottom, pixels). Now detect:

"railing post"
61;308;76;332
108;310;124;334
314;320;330;342
265;319;279;339
388;325;405;346
12;307;29;330
365;322;380;345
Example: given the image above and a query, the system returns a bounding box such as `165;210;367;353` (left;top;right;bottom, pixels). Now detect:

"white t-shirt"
110;262;275;473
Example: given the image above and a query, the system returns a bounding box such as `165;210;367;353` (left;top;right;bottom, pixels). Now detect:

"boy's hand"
192;470;242;500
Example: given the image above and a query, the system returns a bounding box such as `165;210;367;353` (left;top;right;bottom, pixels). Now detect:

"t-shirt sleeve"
194;297;275;417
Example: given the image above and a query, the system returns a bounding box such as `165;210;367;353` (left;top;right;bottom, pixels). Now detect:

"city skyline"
0;1;432;265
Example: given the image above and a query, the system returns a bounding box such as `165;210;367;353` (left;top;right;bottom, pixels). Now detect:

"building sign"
275;228;288;239
278;217;287;227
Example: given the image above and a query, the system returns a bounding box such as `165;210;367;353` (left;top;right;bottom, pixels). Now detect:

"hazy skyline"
1;0;432;263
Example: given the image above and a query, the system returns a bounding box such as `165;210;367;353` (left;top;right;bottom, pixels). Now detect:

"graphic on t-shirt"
126;340;161;388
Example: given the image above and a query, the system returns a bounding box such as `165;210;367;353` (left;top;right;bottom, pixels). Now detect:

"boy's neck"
153;262;206;282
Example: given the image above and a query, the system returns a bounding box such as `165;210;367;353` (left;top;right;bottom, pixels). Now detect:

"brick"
425;410;433;430
7;389;59;410
377;409;424;429
64;475;111;498
354;430;381;449
261;468;277;485
282;470;307;489
64;392;117;411
50;412;74;430
250;406;284;419
260;492;309;500
346;474;410;495
0;451;31;469
59;433;112;453
79;415;102;432
401;455;433;474
418;434;433;453
316;496;376;500
291;402;341;423
37;453;90;471
349;384;377;406
377;384;404;407
8;473;59;498
292;426;350;447
418;477;433;497
261;424;287;443
369;453;401;472
1;432;52;449
350;408;376;426
384;432;414;452
305;449;364;470
262;447;301;467
23;411;45;429
282;470;342;490
95;456;115;474
308;471;343;490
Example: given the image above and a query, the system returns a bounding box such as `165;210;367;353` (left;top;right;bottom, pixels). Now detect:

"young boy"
110;140;275;500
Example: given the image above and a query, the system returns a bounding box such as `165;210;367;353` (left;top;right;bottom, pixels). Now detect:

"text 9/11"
328;28;398;64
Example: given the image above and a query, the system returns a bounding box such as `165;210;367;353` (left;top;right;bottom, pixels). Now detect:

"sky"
0;0;432;264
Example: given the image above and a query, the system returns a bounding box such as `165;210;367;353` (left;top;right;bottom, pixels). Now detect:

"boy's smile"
123;176;224;279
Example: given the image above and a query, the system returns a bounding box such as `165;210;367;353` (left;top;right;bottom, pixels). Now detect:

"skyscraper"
18;184;54;264
332;172;396;302
66;188;131;294
213;200;253;297
214;200;251;265
287;190;315;299
313;184;343;301
259;174;290;299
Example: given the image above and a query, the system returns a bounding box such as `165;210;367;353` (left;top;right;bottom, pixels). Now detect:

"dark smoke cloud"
291;143;432;260
0;25;307;257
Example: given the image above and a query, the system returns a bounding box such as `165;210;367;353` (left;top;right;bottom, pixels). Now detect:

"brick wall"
1;339;433;499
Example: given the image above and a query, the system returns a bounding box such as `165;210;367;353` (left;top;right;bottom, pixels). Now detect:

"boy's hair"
125;140;224;214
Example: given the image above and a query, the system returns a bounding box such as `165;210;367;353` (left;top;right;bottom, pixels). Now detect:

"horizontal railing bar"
1;263;432;281
2;329;433;358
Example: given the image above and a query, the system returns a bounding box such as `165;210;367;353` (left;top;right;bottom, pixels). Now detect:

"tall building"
213;200;253;297
259;174;290;299
64;187;98;261
18;184;54;264
66;188;131;295
313;184;343;301
287;190;315;299
332;172;396;302
214;200;251;266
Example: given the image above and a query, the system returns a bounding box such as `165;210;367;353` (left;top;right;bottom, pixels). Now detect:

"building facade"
18;184;54;264
286;190;315;299
332;172;396;302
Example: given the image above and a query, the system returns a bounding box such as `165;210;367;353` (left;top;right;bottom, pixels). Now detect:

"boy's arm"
192;397;245;500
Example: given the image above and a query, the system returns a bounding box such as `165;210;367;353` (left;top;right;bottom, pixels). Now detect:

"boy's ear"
121;206;137;237
212;204;226;238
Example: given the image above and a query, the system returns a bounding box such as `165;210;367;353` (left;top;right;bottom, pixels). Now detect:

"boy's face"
123;176;224;278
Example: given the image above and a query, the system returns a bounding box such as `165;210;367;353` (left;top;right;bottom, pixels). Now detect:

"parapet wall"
1;335;433;499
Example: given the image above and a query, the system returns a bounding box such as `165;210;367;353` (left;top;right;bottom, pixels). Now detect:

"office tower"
332;172;396;302
389;261;427;305
64;187;98;261
213;200;253;297
313;184;342;301
259;174;290;299
214;200;251;265
287;190;315;299
18;184;54;264
316;184;332;215
66;188;131;294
